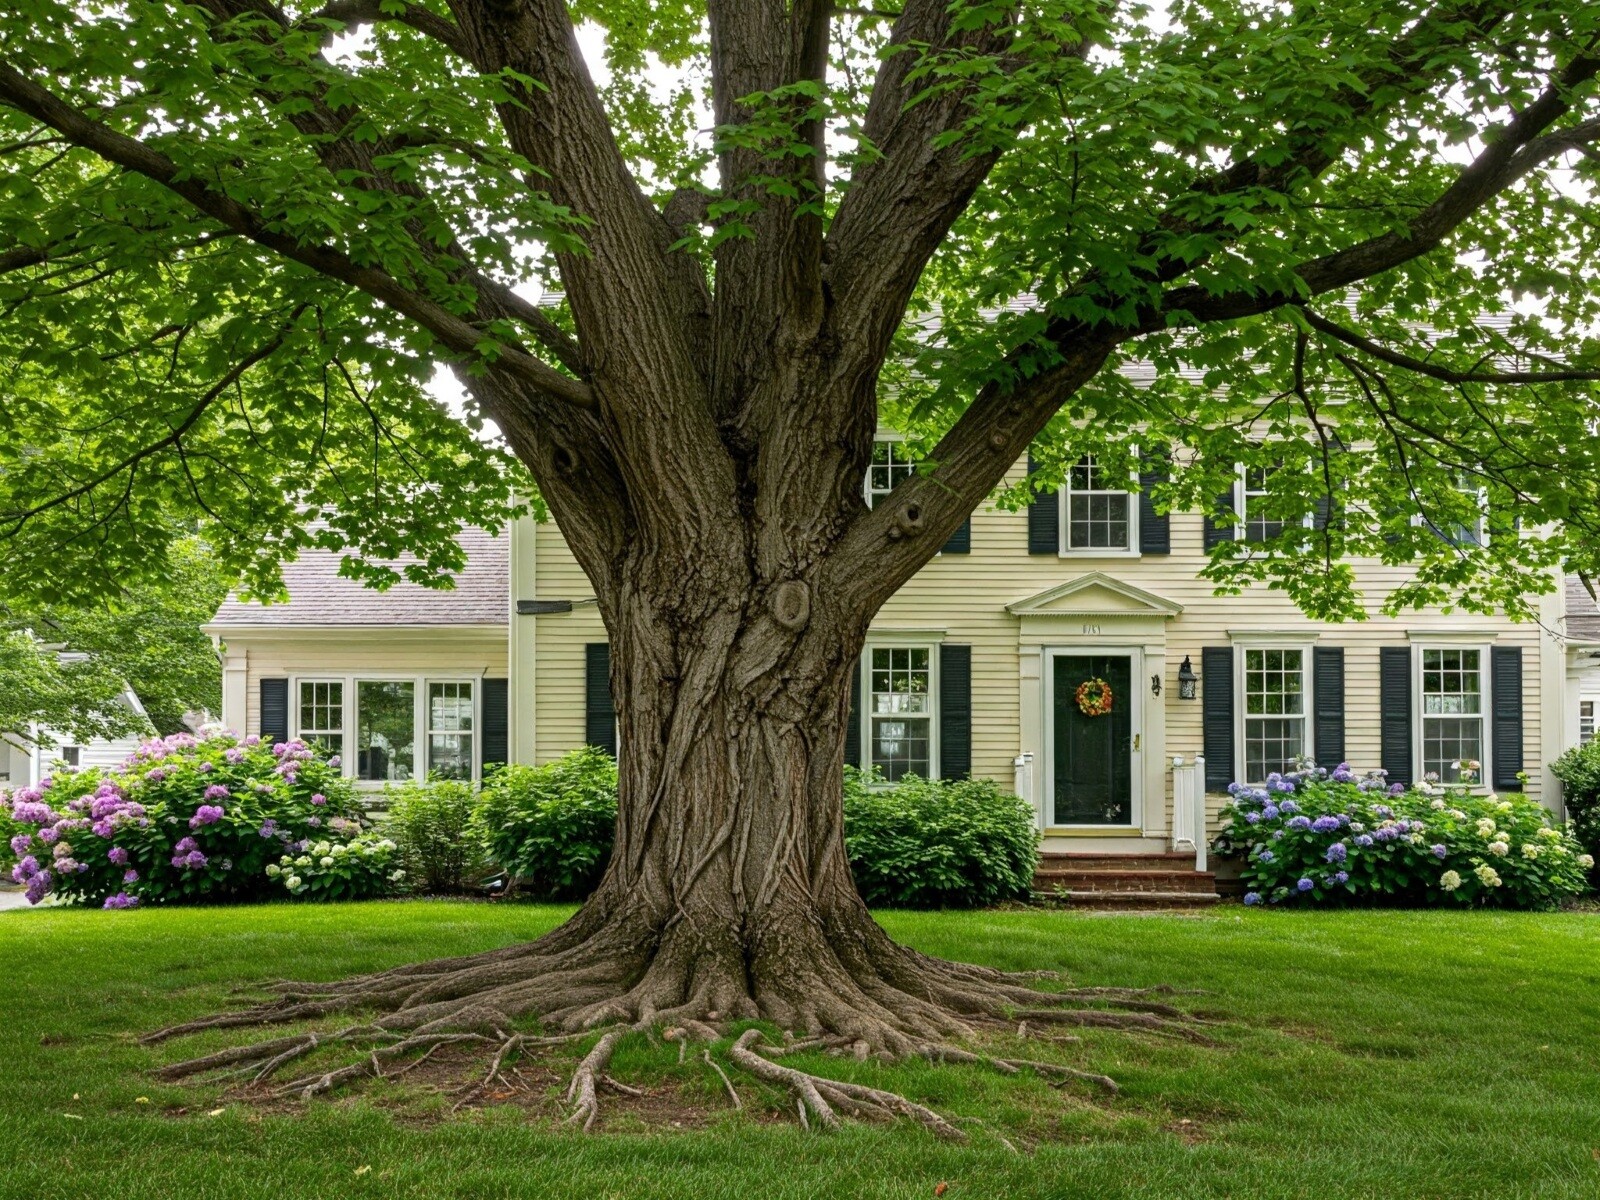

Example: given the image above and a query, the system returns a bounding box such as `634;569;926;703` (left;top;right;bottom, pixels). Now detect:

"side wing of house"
1563;576;1600;754
206;528;510;796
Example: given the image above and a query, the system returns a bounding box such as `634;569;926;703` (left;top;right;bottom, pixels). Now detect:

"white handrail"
1171;755;1208;872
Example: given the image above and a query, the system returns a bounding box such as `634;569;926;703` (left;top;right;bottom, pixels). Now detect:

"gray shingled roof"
209;527;508;627
1567;576;1600;642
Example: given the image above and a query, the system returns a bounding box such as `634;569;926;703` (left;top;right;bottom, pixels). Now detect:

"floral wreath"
1075;677;1114;718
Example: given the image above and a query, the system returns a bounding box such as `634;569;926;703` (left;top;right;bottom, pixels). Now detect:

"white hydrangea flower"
1475;818;1498;837
1474;864;1502;887
285;875;301;889
1440;870;1462;891
331;843;347;856
319;856;334;868
1349;822;1365;833
313;841;332;857
1449;809;1467;820
389;869;406;882
1487;841;1509;857
1536;827;1562;841
1520;844;1540;859
1580;854;1596;869
266;864;281;877
1430;798;1446;811
295;855;312;867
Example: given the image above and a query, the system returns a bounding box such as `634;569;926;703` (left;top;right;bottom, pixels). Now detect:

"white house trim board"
1006;572;1184;619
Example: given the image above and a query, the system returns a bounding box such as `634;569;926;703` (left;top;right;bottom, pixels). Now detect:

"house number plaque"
1080;623;1101;635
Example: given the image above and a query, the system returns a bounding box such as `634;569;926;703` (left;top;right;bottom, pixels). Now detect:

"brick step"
1036;852;1202;872
1033;869;1218;895
1032;889;1221;910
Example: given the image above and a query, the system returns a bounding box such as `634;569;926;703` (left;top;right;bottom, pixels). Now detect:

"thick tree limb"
0;59;594;410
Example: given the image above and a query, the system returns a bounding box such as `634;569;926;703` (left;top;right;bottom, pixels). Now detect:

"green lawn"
1;902;1597;1200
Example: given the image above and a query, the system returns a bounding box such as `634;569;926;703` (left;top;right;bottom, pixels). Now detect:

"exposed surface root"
564;1028;627;1132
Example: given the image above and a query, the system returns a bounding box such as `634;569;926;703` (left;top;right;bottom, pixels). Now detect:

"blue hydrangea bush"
1;730;404;908
1215;764;1592;909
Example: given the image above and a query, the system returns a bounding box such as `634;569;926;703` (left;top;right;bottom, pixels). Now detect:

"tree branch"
0;58;594;410
298;0;473;59
1302;308;1600;384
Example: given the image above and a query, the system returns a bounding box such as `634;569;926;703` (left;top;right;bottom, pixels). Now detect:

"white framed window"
356;680;416;783
297;680;345;757
60;746;81;767
1238;646;1310;782
1579;698;1595;745
1417;647;1485;783
1061;455;1136;553
1418;472;1487;547
426;680;474;780
865;438;916;508
863;644;937;782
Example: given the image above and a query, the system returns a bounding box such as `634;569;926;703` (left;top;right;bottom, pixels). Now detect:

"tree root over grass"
144;935;1217;1139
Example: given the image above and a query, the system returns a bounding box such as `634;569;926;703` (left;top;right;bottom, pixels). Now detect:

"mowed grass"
1;902;1598;1200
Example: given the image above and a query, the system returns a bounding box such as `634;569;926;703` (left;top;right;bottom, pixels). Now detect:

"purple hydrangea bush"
0;730;404;907
1217;764;1591;909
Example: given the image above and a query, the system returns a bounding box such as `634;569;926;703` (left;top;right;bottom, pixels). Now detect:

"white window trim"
424;679;479;782
1058;454;1141;558
859;639;941;783
1579;697;1596;745
863;432;915;510
1411;642;1492;787
289;672;485;787
1232;641;1314;784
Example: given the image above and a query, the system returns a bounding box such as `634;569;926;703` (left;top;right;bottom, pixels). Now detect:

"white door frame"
1042;645;1144;831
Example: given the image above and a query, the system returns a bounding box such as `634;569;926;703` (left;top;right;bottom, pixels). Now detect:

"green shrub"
1550;740;1600;889
266;833;404;901
1215;765;1592;909
471;747;618;899
841;767;1039;908
384;778;487;894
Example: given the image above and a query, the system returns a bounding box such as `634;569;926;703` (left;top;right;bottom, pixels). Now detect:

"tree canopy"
0;536;226;742
0;0;1595;622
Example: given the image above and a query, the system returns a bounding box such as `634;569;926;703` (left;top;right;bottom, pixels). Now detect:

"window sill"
1057;548;1142;560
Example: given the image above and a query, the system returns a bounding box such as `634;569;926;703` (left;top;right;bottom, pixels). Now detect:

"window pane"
1421;649;1481;715
357;681;415;782
1064;455;1131;550
1422;717;1482;782
868;646;934;779
428;735;473;781
298;681;344;757
865;440;916;509
1581;701;1595;744
1245;718;1304;783
1243;649;1305;781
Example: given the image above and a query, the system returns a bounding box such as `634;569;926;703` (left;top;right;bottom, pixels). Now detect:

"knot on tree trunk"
887;501;925;541
770;579;811;631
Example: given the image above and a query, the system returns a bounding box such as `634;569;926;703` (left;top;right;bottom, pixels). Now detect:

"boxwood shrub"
1215;764;1592;909
1;730;403;907
842;767;1038;908
384;777;489;894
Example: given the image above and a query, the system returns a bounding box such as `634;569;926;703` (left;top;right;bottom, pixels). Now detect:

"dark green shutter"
1026;453;1059;554
1138;444;1171;555
1312;647;1346;767
1201;647;1234;791
1203;479;1236;548
941;517;971;554
844;656;862;768
480;678;508;770
939;644;972;780
1380;647;1413;787
260;678;289;745
584;643;616;757
1491;646;1524;791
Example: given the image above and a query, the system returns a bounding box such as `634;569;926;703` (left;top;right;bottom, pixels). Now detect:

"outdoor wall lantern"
1177;656;1198;701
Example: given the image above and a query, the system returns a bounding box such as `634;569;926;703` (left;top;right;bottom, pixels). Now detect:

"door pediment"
1007;572;1183;619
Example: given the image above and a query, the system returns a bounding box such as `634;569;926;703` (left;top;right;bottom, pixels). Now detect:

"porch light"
1177;656;1198;701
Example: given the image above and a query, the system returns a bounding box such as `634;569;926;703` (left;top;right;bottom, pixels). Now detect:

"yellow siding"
525;456;1551;838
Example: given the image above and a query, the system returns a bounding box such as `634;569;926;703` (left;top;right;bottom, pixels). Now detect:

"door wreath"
1075;676;1114;718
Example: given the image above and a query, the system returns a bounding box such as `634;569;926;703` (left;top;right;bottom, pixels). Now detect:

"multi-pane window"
1064;455;1132;551
61;746;81;767
868;646;933;782
1420;649;1483;782
357;680;415;782
1239;466;1284;543
427;681;474;781
1580;699;1595;745
1242;649;1307;781
1444;473;1487;547
866;440;916;508
298;681;344;757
